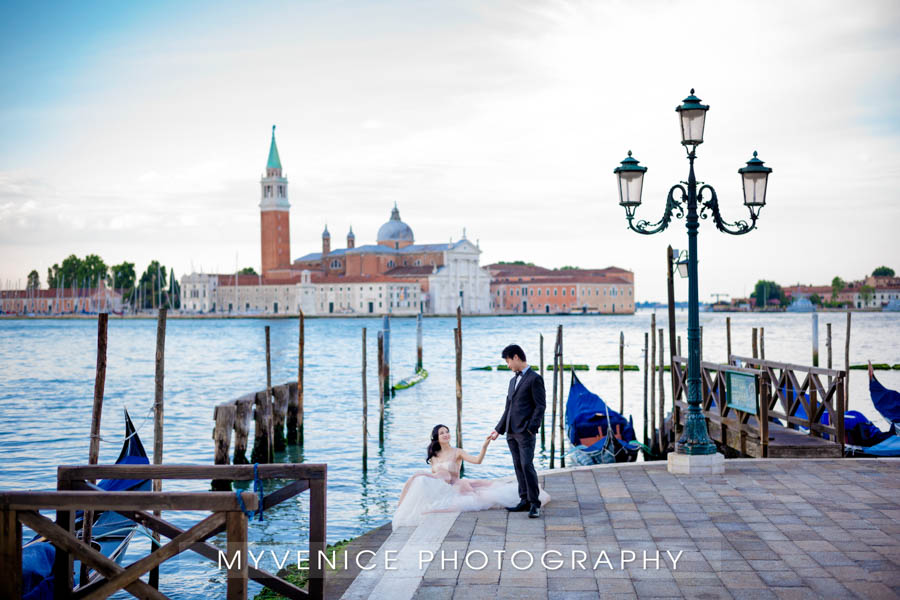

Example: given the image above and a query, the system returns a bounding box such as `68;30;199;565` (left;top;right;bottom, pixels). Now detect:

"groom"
490;344;546;518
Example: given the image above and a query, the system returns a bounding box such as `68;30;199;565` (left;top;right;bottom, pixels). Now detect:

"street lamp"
614;89;772;467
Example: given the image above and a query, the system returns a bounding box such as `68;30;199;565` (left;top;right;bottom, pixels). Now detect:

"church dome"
376;205;414;244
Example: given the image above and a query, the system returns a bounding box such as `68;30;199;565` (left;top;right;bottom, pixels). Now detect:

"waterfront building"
179;127;492;315
0;284;124;315
487;263;635;314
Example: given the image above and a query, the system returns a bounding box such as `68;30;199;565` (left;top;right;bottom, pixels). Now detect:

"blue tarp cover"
871;376;900;424
566;374;636;447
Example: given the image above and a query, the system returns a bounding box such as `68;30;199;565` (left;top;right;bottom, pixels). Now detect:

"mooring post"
272;385;289;452
677;335;682;357
650;314;657;452
382;315;391;399
558;324;565;467
212;403;236;491
264;326;274;458
416;312;423;372
812;312;820;367
455;306;463;448
844;312;851;410
752;327;759;359
726;316;732;362
658;328;666;455
362;327;368;470
643;332;649;447
298;310;305;446
377;331;384;444
539;333;545;444
619;331;625;414
549;329;559;468
286;382;299;445
232;394;253;464
82;312;109;586
149;307;166;589
826;322;833;387
760;326;766;360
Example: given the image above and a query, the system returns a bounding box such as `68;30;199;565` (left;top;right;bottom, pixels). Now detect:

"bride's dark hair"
426;424;448;464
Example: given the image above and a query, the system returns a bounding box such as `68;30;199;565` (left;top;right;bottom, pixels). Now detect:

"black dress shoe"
528;505;541;518
506;500;530;512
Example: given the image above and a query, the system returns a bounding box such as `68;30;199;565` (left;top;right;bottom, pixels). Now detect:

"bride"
392;424;551;527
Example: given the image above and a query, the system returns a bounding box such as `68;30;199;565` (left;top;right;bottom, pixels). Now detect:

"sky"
1;0;899;302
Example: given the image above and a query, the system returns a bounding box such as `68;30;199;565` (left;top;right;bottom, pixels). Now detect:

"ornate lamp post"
614;90;772;470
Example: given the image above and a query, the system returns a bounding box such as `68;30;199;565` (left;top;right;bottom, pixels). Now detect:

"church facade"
181;126;491;315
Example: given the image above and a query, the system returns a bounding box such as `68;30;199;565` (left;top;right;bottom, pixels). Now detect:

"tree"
558;266;580;270
872;266;895;277
110;262;136;295
750;280;784;308
138;261;168;310
809;294;823;306
496;261;535;266
46;254;108;288
27;270;40;290
860;285;875;306
831;276;846;301
238;267;258;275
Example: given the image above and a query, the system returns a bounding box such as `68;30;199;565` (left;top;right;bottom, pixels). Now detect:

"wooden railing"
730;355;845;451
671;356;771;456
1;464;325;600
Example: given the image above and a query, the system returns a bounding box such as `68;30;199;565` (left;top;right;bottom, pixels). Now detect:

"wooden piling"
454;325;463;449
416;313;423;372
82;312;109;586
812;313;819;367
271;385;289;452
726;317;732;362
760;327;765;360
650;314;656;452
658;328;666;454
212;404;236;491
264;326;274;458
643;332;649;447
251;390;273;463
382;315;391;400
362;328;368;470
286;382;299;445
549;327;560;468
377;331;384;444
558;324;565;468
826;322;833;387
619;331;625;414
677;335;682;357
232;394;254;464
844;312;851;409
539;333;545;444
752;327;759;359
150;308;166;590
298;310;305;446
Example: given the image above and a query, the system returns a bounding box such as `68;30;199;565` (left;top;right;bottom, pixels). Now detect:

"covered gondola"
22;410;151;600
565;372;640;465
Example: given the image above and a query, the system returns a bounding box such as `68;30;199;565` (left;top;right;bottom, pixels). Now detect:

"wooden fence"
1;463;325;600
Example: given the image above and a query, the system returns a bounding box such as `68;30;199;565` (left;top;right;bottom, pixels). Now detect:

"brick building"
487;264;635;314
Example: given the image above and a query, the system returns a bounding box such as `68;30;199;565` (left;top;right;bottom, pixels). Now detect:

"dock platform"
332;459;900;600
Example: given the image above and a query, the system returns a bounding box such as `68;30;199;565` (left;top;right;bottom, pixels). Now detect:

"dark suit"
495;368;546;506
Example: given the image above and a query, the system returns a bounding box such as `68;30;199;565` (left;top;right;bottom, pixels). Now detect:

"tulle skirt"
392;473;551;528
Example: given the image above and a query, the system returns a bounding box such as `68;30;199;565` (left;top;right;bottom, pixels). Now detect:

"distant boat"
786;296;815;312
21;410;150;599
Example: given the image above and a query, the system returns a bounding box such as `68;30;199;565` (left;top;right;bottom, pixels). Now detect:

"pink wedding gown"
392;448;551;527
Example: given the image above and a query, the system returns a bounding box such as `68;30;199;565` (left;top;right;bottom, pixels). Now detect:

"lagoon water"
2;311;898;598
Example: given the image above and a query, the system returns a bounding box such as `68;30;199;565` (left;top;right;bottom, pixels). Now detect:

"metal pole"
676;152;716;455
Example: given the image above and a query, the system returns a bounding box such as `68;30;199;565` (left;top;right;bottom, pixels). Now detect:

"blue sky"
1;0;899;301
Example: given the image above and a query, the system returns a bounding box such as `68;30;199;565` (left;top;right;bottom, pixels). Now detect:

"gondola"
565;372;641;465
22;410;151;600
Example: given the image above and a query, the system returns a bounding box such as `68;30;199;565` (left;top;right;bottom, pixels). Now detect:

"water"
2;311;898;598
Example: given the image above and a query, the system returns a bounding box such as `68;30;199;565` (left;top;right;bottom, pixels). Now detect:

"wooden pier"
670;355;846;458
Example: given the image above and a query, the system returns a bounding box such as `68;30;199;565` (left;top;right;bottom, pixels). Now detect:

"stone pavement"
338;459;900;600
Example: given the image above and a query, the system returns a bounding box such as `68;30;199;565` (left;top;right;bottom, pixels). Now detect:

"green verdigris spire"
267;125;282;171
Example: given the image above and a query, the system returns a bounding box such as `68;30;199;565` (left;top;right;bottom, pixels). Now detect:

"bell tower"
260;125;290;278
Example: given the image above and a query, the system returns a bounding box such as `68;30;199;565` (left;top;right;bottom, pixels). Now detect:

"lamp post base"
667;451;724;475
